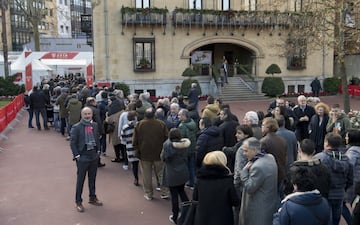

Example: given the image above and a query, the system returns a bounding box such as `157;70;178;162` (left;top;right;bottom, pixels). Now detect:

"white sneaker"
122;165;129;170
156;186;161;191
144;195;153;201
169;215;176;224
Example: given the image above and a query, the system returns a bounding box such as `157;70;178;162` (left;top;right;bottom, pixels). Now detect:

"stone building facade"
92;0;334;97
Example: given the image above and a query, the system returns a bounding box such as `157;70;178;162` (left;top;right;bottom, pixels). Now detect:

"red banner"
0;107;6;133
86;64;93;86
340;85;360;96
40;52;78;59
25;63;32;91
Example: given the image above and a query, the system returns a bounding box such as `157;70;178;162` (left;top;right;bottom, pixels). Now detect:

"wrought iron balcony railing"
121;6;168;26
172;9;311;28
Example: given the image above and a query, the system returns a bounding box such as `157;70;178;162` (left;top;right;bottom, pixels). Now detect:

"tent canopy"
40;59;87;66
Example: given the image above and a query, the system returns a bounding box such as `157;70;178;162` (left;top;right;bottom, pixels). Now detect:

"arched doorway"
181;36;263;77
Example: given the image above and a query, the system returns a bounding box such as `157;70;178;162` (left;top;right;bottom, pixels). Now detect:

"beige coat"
106;110;123;146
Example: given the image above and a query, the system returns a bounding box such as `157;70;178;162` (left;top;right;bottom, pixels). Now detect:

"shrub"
210;64;221;82
265;64;282;76
180;79;202;97
113;82;130;97
261;77;285;97
323;77;341;94
0;75;25;96
182;67;198;77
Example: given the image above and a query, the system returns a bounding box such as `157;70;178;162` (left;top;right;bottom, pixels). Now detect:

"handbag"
178;200;198;225
104;121;115;134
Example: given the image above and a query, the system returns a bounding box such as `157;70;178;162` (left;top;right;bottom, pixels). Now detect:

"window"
136;0;150;8
287;38;307;70
246;0;257;11
60;25;64;33
189;0;202;9
133;38;155;72
292;0;302;12
66;26;69;33
298;85;305;93
222;0;230;10
288;85;295;94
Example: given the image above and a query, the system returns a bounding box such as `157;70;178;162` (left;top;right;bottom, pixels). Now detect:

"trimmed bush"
0;75;25;96
182;67;198;77
261;77;285;97
114;82;130;97
323;77;341;94
181;79;202;97
265;64;282;76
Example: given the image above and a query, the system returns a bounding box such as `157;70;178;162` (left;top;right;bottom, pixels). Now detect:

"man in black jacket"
29;85;49;130
70;107;103;212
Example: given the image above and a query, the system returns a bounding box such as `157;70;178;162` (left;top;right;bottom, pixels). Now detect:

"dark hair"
300;139;315;155
347;129;360;146
135;99;143;109
325;132;342;149
237;124;253;137
127;110;137;121
289;166;316;192
169;128;182;142
101;91;108;99
187;103;195;111
257;111;265;124
144;107;155;119
207;95;215;104
200;117;212;128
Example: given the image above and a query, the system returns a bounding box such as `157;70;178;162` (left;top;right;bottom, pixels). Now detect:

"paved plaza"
0;95;357;225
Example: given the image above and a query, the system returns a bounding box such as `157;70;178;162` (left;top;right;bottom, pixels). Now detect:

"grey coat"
276;127;298;169
240;153;278;225
70;120;100;161
161;138;190;187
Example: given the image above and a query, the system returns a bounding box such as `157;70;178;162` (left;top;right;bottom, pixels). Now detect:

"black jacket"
219;119;239;147
193;165;240;225
309;114;329;153
195;126;223;167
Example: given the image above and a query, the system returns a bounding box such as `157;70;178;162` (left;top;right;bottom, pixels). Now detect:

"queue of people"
25;79;360;225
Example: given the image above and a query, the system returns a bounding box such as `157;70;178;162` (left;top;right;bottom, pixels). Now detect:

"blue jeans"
27;109;33;128
53;112;59;131
34;108;48;129
328;199;343;225
187;155;195;187
60;118;66;135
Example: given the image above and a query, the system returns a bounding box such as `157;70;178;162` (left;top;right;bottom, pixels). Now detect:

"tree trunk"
33;27;40;51
339;61;350;113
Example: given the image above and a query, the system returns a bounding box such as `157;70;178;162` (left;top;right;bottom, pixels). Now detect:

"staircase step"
218;77;268;102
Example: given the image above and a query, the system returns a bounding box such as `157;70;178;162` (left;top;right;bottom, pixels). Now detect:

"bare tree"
14;0;55;51
276;0;360;113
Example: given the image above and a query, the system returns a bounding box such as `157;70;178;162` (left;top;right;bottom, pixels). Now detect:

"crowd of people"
23;78;359;225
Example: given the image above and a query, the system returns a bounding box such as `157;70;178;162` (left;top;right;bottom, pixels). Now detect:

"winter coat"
240;153;278;225
219;119;239;147
314;149;353;200
345;145;360;202
178;118;197;155
133;118;168;161
30;90;49;110
195;126;223;168
121;120;139;162
326;113;351;140
273;190;330;225
290;159;331;198
106;110;123;146
293;105;316;141
309;114;329;153
193;165;240;225
261;132;287;184
86;104;104;135
202;104;220;122
66;97;82;125
277;127;298;170
55;93;68;118
161;138;190;187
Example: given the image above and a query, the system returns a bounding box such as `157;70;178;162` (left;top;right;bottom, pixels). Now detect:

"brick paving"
0;95;358;225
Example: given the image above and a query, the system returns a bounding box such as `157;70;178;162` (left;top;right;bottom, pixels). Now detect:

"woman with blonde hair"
193;151;239;225
309;102;330;153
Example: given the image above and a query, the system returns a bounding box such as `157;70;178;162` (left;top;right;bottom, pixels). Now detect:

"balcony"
172;9;311;28
121;6;168;26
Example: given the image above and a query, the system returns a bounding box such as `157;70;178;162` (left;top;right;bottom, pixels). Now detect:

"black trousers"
75;158;98;203
169;184;189;221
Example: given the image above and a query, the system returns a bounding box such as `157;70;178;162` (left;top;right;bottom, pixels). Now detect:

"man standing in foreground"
70;107;103;212
133;107;169;200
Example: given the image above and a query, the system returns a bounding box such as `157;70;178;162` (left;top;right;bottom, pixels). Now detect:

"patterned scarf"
81;119;96;151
